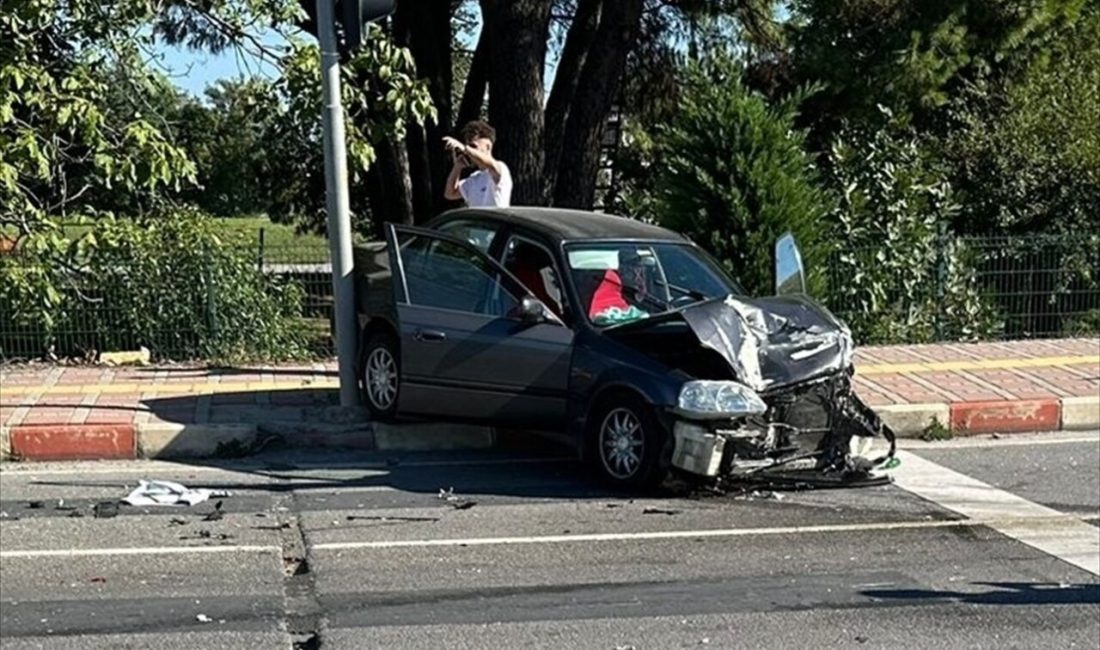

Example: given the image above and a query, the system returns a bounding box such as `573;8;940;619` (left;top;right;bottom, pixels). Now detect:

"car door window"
436;220;499;254
397;230;522;317
502;236;566;319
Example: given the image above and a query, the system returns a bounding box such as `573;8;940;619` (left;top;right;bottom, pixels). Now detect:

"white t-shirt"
459;163;512;207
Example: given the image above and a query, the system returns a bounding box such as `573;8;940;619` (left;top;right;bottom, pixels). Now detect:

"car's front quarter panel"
567;327;688;456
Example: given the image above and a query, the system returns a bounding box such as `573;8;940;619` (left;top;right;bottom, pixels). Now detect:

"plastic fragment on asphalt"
196;614;212;623
93;501;118;518
122;480;229;507
642;507;681;515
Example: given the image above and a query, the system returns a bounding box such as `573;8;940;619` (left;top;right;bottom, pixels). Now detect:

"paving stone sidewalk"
1;338;1097;460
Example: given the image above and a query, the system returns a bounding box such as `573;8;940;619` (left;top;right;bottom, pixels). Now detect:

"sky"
158;13;483;100
158;38;284;98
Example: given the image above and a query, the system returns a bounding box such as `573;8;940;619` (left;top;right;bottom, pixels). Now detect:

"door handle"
414;329;447;342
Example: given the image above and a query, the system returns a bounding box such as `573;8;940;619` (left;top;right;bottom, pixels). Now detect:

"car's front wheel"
361;331;400;421
587;394;669;490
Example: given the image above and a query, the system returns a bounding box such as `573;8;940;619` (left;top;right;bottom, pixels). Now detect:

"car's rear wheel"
361;331;399;421
587;394;668;490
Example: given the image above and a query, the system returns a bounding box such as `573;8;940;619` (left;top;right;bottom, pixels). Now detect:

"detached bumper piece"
670;373;898;489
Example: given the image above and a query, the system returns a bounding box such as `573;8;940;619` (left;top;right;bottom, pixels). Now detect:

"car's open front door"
386;224;574;427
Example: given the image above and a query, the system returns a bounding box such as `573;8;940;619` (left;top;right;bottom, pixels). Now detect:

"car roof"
431;207;686;244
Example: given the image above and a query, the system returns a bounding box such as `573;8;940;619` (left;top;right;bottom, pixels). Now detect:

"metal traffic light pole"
316;0;359;406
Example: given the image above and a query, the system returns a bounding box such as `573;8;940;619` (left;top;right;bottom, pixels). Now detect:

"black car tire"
586;394;669;491
360;331;400;422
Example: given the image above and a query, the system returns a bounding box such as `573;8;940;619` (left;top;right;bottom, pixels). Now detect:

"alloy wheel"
365;347;397;411
599;407;644;479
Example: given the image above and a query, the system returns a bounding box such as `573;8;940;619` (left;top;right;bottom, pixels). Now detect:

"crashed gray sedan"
354;207;895;489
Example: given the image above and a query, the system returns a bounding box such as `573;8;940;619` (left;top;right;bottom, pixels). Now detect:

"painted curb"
1061;396;1100;431
950;399;1061;434
372;422;495;451
8;424;136;461
875;403;950;438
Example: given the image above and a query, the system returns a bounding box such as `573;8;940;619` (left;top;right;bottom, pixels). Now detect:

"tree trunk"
405;0;454;218
366;137;415;238
455;18;492;128
486;0;553;206
543;0;603;202
552;0;643;209
405;124;434;223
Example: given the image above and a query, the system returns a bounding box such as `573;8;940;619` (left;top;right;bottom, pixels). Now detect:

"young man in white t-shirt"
443;121;513;208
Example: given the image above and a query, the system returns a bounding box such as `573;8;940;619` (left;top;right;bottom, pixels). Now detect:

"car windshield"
566;242;739;327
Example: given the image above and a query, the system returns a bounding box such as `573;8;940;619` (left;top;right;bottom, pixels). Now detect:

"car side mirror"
774;232;807;295
512;296;548;325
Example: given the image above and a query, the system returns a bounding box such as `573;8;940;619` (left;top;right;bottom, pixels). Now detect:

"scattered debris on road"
26;500;44;509
643;507;682;516
346;515;440;522
438;486;477;510
196;614;212;624
202;500;225;521
93;501;118;518
89;577;106;583
122;480;228;507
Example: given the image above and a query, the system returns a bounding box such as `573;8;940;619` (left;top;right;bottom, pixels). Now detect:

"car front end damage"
670;370;897;487
610;295;897;486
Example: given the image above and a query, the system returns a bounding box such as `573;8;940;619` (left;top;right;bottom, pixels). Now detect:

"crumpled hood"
678;295;854;393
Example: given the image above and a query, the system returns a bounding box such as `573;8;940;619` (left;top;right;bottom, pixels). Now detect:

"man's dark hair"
460;120;496;144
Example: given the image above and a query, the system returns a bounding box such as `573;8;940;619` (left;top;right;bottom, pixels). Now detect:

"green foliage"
824;117;1002;344
1;0;196;234
1;1;434;361
639;53;830;295
790;0;1086;128
919;417;953;441
943;5;1100;236
0;210;310;361
269;29;436;234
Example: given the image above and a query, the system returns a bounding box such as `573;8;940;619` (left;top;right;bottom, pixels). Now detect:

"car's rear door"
387;224;574;427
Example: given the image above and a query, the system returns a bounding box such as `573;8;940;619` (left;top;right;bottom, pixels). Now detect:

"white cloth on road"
122;480;227;507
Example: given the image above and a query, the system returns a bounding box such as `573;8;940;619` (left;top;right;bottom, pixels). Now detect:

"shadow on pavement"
863;582;1100;606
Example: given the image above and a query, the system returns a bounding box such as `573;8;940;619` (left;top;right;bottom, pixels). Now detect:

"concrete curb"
1061;395;1100;431
1;417;496;461
1;396;1095;461
878;396;1100;438
875;404;950;437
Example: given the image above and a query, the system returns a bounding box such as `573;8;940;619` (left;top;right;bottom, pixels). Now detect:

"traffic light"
342;0;395;53
298;0;395;54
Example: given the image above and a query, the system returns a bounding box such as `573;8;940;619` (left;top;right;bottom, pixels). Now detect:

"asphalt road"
1;432;1097;649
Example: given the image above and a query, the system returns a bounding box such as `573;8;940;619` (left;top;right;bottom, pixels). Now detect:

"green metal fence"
0;241;333;361
2;231;1097;362
824;233;1100;344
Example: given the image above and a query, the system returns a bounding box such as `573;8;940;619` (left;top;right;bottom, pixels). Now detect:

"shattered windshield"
566;242;738;327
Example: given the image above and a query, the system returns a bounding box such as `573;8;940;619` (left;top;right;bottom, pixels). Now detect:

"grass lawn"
11;216;332;263
211;216;328;250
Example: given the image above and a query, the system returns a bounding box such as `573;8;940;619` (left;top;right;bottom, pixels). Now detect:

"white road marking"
309;515;1090;552
891;450;1100;575
0;544;281;559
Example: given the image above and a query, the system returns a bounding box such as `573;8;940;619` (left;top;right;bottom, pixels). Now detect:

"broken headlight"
676;380;767;420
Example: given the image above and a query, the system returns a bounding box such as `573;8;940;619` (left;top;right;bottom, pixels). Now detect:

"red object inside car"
587;269;629;319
